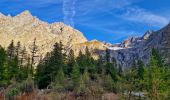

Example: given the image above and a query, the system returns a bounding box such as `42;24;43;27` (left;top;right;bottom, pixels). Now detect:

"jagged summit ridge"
143;30;154;40
0;10;87;58
15;10;32;17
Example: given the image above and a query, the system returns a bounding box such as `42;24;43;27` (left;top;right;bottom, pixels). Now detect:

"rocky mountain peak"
108;23;170;69
0;11;87;59
13;10;36;24
142;30;153;40
16;10;32;17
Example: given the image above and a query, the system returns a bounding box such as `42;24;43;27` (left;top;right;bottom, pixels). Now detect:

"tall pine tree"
67;49;75;76
29;38;39;75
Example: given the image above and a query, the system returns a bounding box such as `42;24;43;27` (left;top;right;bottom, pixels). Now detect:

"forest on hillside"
0;40;170;100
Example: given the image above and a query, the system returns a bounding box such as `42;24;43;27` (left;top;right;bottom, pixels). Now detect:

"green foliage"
15;41;21;58
36;42;66;89
1;40;169;100
29;38;39;75
105;62;117;81
51;68;66;92
71;62;80;87
103;74;115;92
66;49;75;76
123;68;138;99
96;56;104;74
144;66;168;99
76;50;87;74
151;49;164;67
0;41;31;87
137;60;145;80
74;70;91;96
50;42;65;74
55;68;65;84
19;75;34;93
143;49;170;99
0;47;8;86
75;75;87;95
105;48;110;63
7;40;15;59
5;87;20;100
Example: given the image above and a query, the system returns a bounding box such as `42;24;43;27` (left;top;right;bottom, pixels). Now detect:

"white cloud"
119;7;169;27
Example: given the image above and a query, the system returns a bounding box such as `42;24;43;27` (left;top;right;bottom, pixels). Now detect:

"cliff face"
146;24;170;64
0;10;87;56
109;24;170;69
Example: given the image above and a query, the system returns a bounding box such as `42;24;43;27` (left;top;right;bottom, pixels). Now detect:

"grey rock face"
108;24;170;69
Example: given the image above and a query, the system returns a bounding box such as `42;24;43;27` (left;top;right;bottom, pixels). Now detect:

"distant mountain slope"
109;24;170;69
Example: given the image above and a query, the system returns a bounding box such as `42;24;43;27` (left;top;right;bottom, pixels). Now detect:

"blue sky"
0;0;170;43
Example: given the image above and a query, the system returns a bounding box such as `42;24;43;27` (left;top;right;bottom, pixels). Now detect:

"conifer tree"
77;50;86;74
26;55;31;75
144;48;169;99
123;68;138;100
56;68;65;83
85;47;92;66
0;46;7;84
10;56;19;80
7;40;15;60
96;55;104;74
151;49;164;67
105;48;110;63
36;53;51;89
82;69;90;85
36;42;65;89
67;49;75;76
15;41;21;58
71;62;80;87
137;60;144;80
20;46;27;66
49;42;65;76
50;67;66;92
104;74;115;92
75;68;90;95
118;64;123;76
29;38;39;75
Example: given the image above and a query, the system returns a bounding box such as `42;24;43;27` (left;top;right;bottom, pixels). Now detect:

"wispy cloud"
62;0;138;27
78;22;141;36
75;0;137;16
118;7;169;27
63;0;77;27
